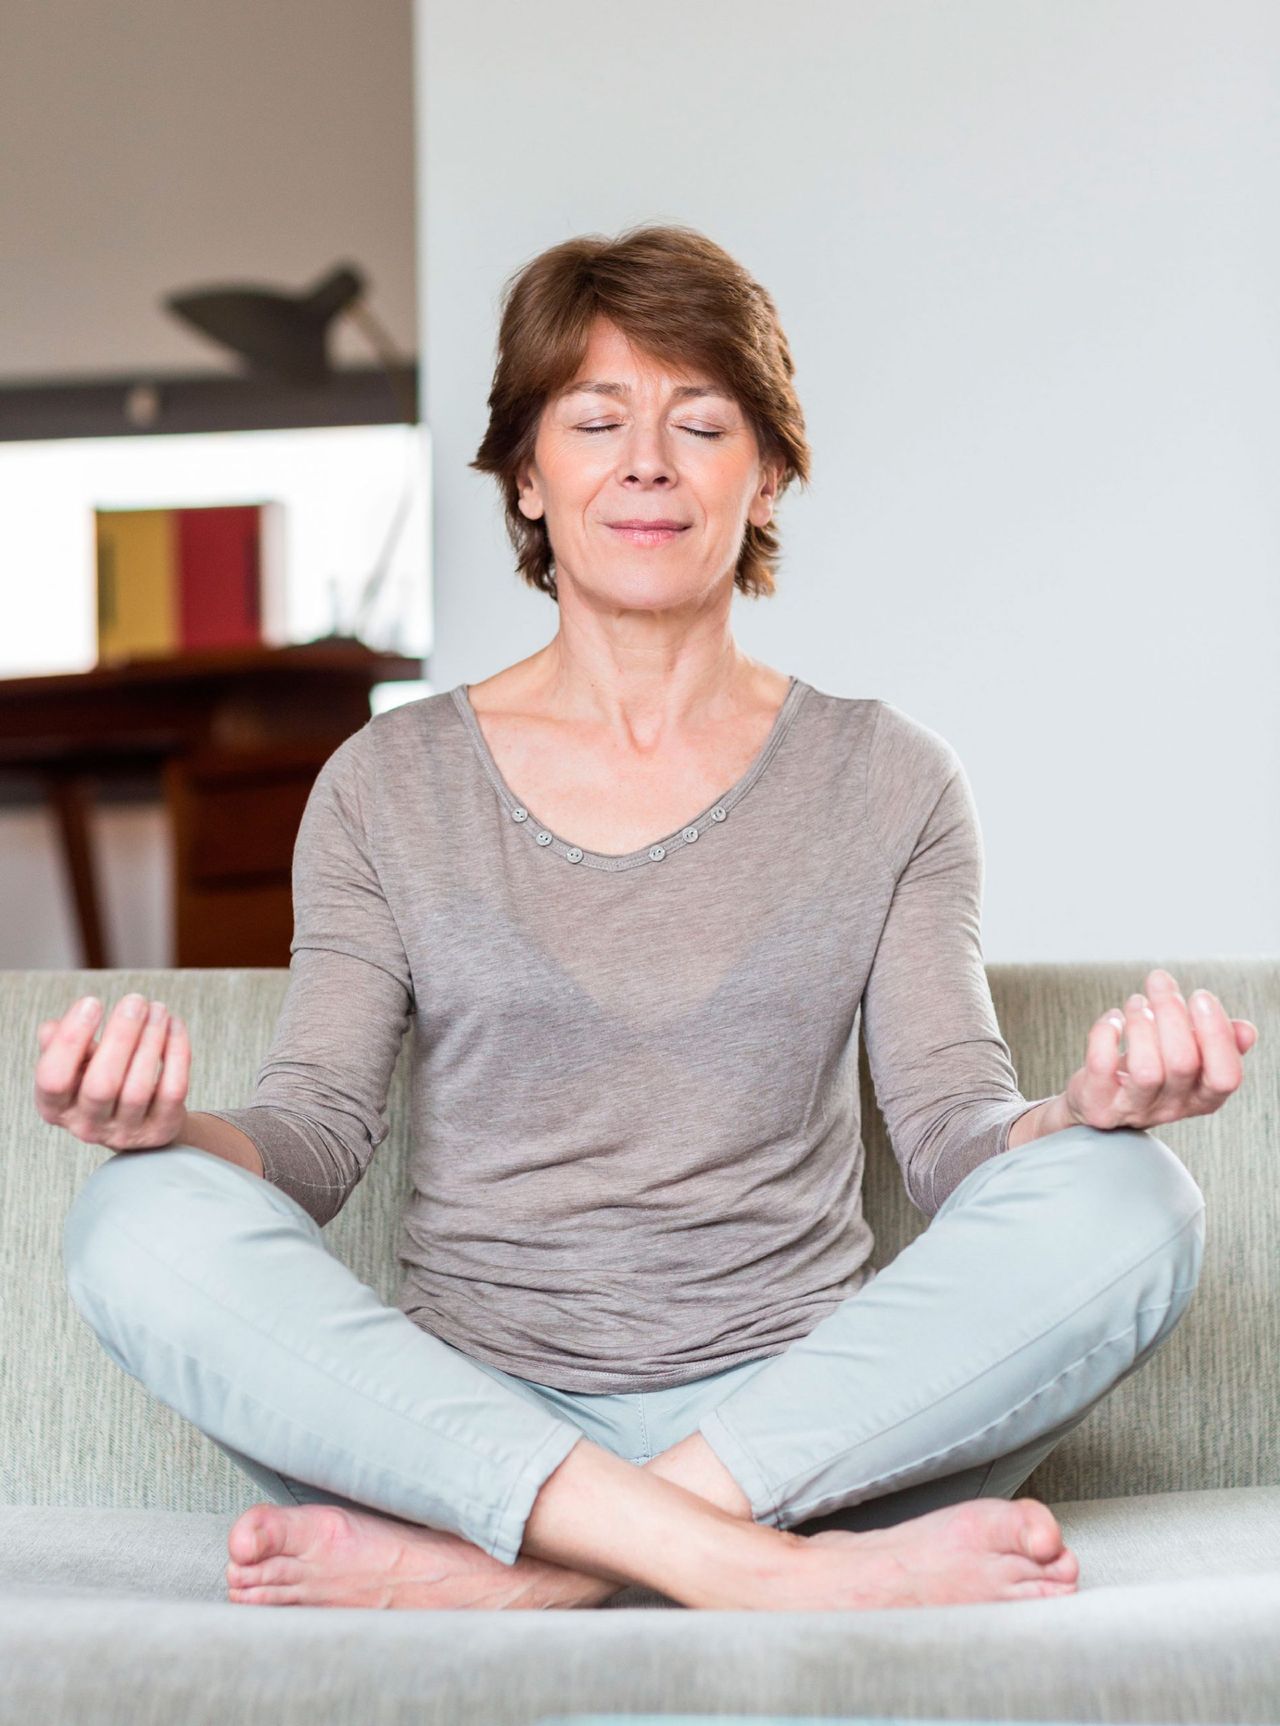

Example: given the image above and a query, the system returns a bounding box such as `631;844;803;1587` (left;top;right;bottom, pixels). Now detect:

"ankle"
674;1513;809;1611
644;1432;754;1521
520;1436;800;1606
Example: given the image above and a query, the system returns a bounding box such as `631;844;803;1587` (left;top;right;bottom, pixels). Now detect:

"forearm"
1007;1092;1075;1151
176;1108;266;1178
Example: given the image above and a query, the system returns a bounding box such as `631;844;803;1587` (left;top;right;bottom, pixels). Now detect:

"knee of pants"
62;1143;278;1310
1002;1124;1206;1288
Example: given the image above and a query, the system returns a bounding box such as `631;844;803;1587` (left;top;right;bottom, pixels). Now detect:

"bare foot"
225;1491;1079;1614
226;1501;616;1610
728;1496;1080;1611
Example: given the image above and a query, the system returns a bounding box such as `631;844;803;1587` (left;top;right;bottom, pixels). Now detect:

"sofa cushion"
5;962;1278;1514
5;1484;1280;1604
2;1488;1278;1726
2;1491;1279;1726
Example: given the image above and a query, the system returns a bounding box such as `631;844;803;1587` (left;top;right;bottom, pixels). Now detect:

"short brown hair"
469;223;812;603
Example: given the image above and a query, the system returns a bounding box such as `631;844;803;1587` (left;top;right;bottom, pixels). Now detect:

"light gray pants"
62;1122;1205;1568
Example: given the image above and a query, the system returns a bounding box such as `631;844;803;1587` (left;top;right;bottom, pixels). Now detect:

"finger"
1120;992;1164;1108
36;1020;66;1059
141;1015;191;1118
1233;1018;1258;1055
111;1002;172;1136
73;994;153;1134
1187;990;1244;1107
36;1018;82;1058
1143;971;1202;1114
34;996;104;1117
1080;1008;1127;1115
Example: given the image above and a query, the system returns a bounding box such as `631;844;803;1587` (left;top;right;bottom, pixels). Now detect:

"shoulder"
363;688;457;750
860;699;972;876
866;698;963;786
299;693;457;840
797;686;960;779
326;690;460;784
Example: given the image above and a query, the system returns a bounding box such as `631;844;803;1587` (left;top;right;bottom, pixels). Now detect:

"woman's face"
516;318;780;603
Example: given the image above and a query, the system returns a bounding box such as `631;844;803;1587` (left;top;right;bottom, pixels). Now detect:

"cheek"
547;444;615;501
702;478;759;530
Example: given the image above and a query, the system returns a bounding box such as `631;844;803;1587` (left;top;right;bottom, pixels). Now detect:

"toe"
1015;1498;1065;1562
227;1504;290;1567
1041;1546;1080;1583
1008;1575;1078;1600
227;1556;303;1589
227;1582;300;1607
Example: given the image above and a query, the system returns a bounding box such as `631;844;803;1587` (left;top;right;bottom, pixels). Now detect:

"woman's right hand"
33;993;192;1151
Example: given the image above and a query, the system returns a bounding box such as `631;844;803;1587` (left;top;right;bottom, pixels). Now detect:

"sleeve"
199;725;415;1227
859;702;1059;1218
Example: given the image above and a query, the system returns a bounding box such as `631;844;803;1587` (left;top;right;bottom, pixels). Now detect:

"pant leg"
61;1145;585;1566
691;1123;1206;1532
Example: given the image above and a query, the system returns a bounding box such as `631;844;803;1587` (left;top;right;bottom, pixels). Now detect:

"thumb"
1234;1019;1258;1054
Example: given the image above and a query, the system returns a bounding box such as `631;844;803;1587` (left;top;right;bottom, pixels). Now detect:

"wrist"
1045;1091;1080;1135
1008;1092;1077;1151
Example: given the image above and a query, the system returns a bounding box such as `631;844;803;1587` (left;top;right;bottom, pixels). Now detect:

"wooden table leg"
43;771;110;969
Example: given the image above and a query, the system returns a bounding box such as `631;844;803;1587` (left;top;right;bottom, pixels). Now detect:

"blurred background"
2;0;1276;970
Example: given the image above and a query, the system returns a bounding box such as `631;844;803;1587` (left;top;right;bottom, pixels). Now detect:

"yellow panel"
95;508;179;664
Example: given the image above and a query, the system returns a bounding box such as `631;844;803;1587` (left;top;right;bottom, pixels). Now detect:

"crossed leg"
62;1123;1203;1609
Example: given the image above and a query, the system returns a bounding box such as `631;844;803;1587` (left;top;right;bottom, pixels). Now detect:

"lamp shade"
164;264;366;384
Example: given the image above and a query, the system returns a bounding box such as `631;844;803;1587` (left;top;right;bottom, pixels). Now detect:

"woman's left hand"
1062;967;1259;1131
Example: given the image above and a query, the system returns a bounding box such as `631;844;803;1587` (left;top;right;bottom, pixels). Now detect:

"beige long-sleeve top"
202;676;1053;1392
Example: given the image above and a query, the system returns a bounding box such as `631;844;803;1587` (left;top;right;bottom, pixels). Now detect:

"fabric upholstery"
4;1483;1280;1603
3;962;1278;1726
5;962;1275;1511
1;1495;1279;1726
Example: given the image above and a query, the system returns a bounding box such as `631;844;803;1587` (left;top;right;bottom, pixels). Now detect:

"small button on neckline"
512;804;733;867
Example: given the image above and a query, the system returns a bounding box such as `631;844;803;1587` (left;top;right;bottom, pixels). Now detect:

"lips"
607;522;688;546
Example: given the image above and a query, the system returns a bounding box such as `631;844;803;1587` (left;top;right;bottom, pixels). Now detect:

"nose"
612;422;680;485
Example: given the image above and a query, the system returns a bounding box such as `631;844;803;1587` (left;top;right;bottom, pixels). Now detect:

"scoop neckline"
449;675;810;872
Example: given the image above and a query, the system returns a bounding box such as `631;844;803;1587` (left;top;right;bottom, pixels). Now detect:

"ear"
750;458;783;527
516;464;545;522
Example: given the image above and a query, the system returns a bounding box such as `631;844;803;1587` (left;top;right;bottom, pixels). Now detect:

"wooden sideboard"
0;640;424;967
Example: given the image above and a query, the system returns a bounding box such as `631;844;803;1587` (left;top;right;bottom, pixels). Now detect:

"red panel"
176;506;263;650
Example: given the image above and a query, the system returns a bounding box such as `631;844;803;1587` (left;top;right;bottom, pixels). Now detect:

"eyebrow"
559;380;734;404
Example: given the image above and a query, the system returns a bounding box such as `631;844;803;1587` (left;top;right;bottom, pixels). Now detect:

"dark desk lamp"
163;263;418;646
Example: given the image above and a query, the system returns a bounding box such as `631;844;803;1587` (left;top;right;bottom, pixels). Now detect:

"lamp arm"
350;436;418;642
344;296;421;643
346;299;417;424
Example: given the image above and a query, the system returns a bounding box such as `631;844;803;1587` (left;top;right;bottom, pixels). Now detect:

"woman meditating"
44;223;1253;1614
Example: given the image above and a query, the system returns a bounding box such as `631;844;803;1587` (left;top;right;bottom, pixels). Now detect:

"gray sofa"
2;960;1278;1726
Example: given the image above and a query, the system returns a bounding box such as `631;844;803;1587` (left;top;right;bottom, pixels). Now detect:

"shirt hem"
400;1312;810;1395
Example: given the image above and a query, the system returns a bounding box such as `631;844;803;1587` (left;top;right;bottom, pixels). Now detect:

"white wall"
0;0;424;969
0;0;417;379
417;0;1279;964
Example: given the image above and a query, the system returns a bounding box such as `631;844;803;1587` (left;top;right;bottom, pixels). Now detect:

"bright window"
1;421;433;709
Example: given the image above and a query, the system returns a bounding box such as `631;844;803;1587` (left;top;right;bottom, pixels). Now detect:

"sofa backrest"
3;961;1275;1512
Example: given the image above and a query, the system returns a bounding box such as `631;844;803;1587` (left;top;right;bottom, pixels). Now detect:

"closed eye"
578;424;724;439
